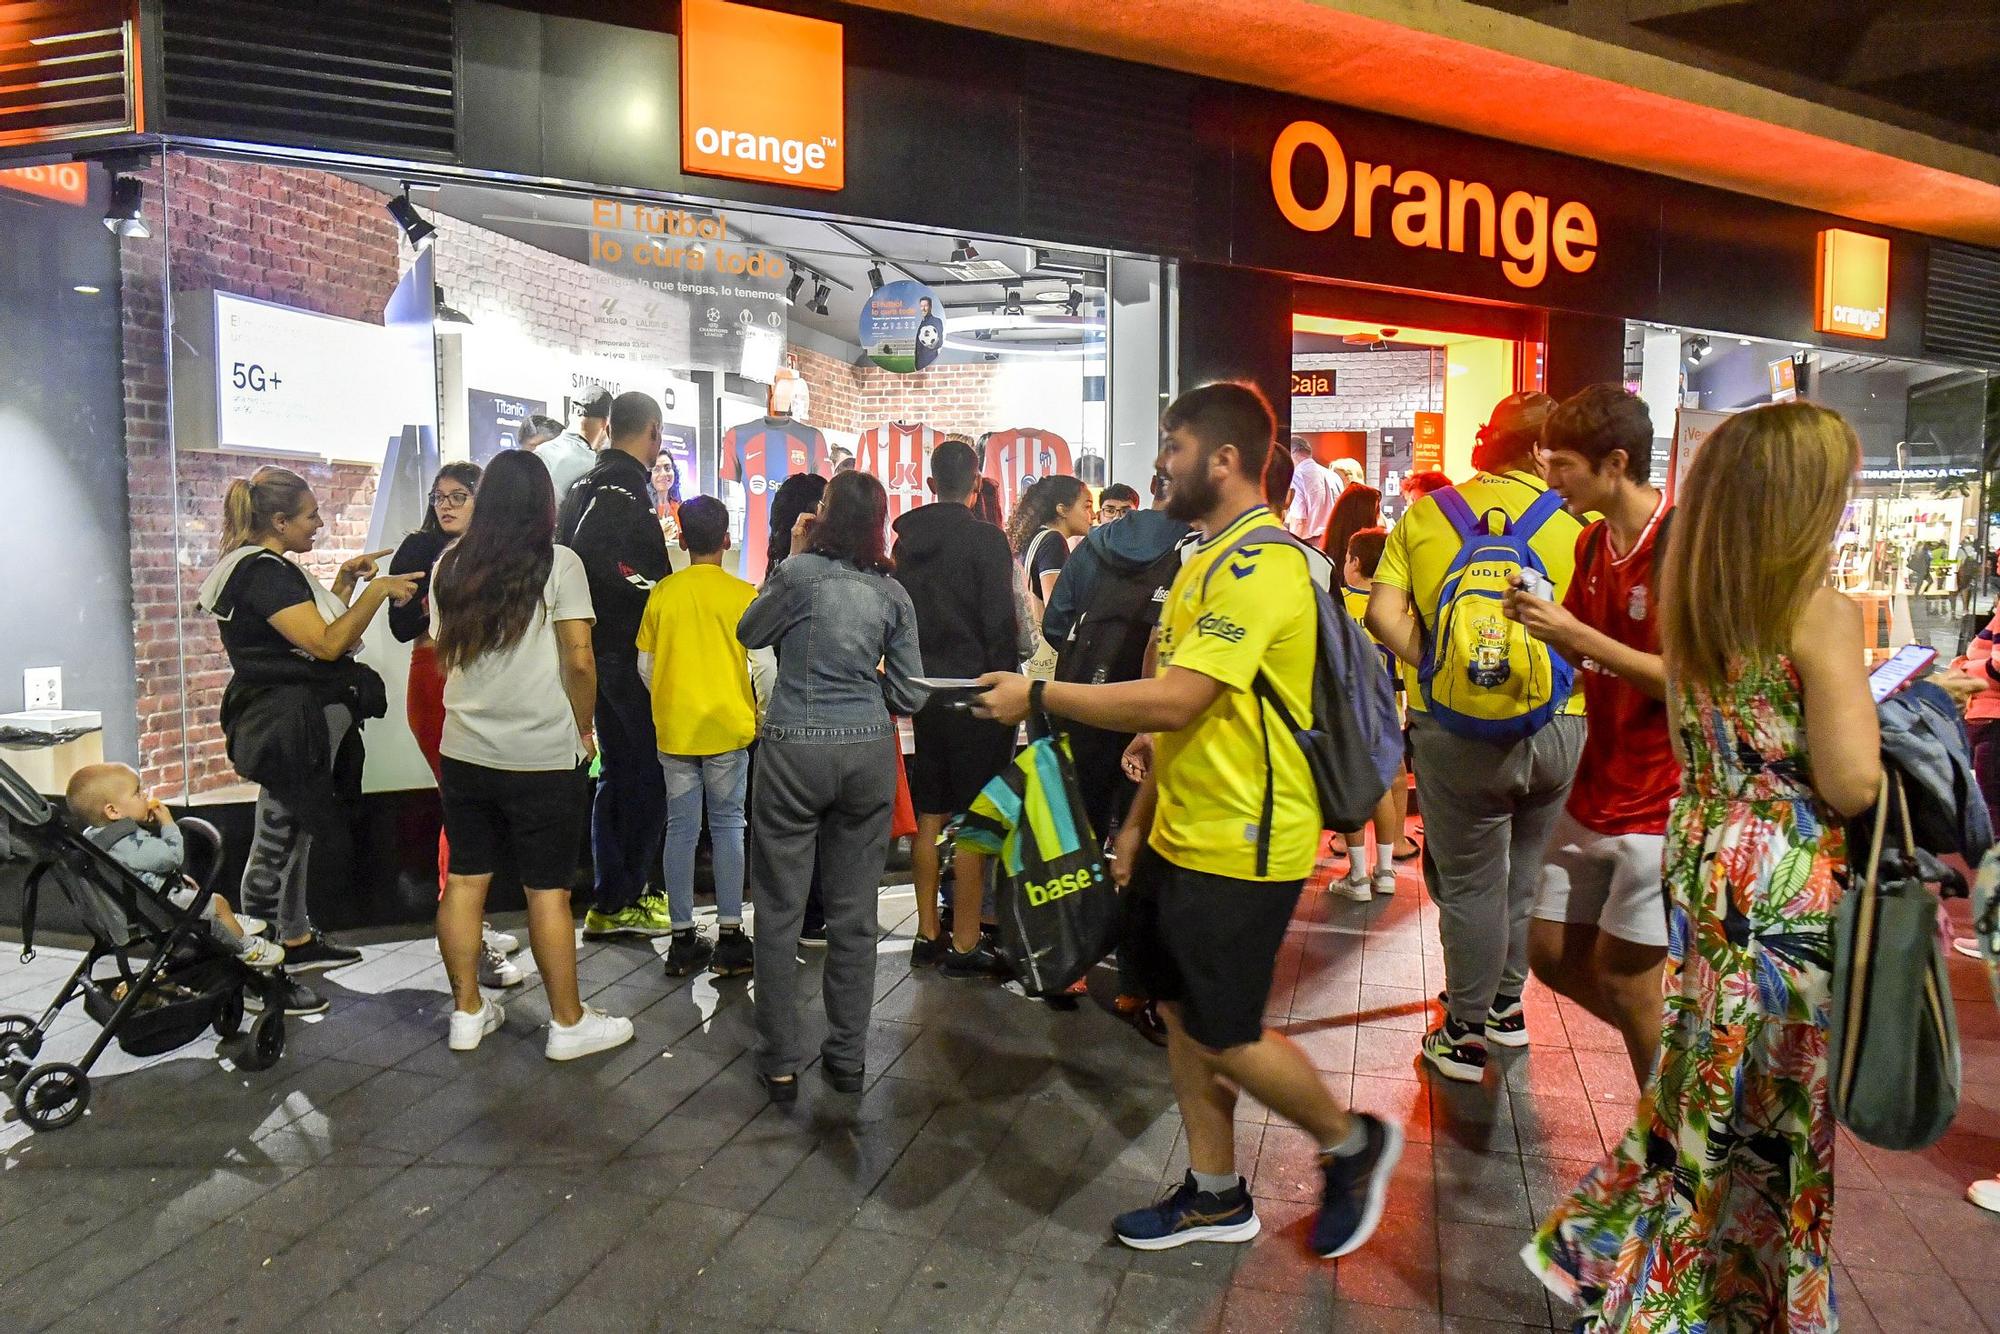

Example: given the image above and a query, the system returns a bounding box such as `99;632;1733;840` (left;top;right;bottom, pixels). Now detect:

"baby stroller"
0;755;286;1130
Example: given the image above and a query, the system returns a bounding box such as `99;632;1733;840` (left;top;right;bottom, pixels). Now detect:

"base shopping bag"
955;718;1118;996
1830;772;1961;1151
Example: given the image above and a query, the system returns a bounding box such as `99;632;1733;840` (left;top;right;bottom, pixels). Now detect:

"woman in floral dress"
1525;403;1883;1331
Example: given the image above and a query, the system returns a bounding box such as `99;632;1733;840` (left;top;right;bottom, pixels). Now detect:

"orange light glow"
682;0;845;192
1815;229;1889;341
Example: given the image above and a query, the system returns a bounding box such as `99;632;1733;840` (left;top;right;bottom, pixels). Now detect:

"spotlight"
950;238;977;263
433;284;472;329
1685;335;1712;365
867;263;886;292
809;281;831;317
1063;286;1083;318
1001;289;1024;316
386;191;436;250
786;271;806;303
102;176;150;238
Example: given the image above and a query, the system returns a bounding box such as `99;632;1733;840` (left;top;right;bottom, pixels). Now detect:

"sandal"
760;1072;799;1104
1394;837;1422;862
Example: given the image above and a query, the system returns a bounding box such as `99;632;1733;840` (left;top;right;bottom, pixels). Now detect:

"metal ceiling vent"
160;0;457;161
1925;241;2000;371
0;0;138;147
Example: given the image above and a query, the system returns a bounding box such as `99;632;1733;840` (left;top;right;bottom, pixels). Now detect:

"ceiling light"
1685;335;1711;365
433;283;472;330
102;176;149;238
1001;289;1024;316
867;263;886;292
386;191;436;250
809;281;831;317
950;239;977;263
1063;287;1083;318
786;271;806;303
1034;288;1068;303
71;284;100;295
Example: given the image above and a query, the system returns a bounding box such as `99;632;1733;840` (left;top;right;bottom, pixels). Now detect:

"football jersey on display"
727;415;826;579
856;422;942;524
982;428;1073;515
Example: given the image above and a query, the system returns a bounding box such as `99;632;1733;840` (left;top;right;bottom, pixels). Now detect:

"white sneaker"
1970;1176;2000;1214
236;915;269;938
478;941;526;989
1954;936;1983;960
448;999;504;1051
483;922;521;956
545;1007;633;1061
1371;867;1399;898
237;936;286;970
1330;869;1372;902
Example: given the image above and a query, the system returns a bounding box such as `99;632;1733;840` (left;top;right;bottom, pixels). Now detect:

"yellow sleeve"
635;585;664;656
1374;518;1414;594
1166;547;1300;692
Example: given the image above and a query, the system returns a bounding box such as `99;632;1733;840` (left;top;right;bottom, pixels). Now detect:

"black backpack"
1055;543;1187;688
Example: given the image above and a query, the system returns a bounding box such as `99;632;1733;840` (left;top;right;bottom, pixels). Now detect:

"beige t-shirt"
435;545;595;772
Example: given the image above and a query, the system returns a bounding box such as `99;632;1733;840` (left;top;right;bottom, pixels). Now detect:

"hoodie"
891;501;1018;677
1042;509;1193;646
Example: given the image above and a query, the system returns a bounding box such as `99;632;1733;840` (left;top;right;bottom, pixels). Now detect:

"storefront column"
1546;311;1626;401
1177;261;1293;442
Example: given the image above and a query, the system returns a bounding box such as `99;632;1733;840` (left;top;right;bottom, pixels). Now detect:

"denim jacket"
738;553;929;742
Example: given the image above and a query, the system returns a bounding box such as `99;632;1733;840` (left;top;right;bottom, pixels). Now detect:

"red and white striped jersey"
854;422;940;524
982;428;1073;516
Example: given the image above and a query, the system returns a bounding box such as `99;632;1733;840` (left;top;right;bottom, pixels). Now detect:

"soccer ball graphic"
917;324;941;350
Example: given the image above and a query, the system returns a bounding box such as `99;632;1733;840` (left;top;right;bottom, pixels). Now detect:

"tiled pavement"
1;846;1997;1333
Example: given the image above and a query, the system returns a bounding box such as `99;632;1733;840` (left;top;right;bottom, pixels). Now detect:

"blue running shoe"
1310;1113;1405;1259
1112;1171;1260;1251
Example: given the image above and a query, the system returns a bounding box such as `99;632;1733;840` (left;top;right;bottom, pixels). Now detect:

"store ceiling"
847;0;2000;246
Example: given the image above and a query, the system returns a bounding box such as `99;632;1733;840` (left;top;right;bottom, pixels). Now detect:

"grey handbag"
1830;773;1962;1151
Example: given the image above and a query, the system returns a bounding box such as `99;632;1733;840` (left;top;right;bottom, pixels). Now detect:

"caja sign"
682;0;844;191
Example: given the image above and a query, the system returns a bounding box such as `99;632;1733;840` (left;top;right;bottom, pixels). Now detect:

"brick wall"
1291;349;1441;435
124;154;402;797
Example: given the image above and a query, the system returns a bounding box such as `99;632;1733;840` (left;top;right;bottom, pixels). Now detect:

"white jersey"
854;422;941;524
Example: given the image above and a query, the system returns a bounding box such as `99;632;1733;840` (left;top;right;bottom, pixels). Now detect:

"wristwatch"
1028;679;1047;713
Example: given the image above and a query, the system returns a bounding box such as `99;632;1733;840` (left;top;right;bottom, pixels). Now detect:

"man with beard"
974;382;1402;1262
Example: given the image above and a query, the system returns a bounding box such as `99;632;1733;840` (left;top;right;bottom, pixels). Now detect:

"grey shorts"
1532;810;1669;948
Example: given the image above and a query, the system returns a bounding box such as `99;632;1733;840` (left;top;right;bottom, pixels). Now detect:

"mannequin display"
725;371;827;580
981;427;1073;516
855;421;943;525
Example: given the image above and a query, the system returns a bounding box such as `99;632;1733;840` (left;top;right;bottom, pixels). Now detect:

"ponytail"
220;466;312;551
1005;474;1086;555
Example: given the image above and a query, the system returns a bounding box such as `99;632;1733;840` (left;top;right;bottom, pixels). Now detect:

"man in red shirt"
1505;385;1676;1089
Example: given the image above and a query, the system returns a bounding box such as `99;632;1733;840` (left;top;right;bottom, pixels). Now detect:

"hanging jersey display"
726;415;826;579
855;422;941;524
982;428;1073;515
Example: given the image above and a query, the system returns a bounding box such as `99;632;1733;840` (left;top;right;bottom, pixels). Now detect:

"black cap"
577;387;614;420
1477;391;1558;449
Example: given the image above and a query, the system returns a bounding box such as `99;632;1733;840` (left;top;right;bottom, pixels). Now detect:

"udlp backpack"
1419;487;1575;743
1202;526;1403;875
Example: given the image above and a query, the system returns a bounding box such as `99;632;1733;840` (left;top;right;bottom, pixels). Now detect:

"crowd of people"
114;372;1995;1323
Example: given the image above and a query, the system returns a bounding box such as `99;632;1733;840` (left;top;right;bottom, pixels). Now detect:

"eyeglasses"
430;490;472;508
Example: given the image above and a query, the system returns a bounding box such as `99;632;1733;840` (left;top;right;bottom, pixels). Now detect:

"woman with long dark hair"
429;450;632;1060
1321;482;1381;569
766;471;829;573
1006;474;1093;616
740;470;927;1100
196;466;420;1015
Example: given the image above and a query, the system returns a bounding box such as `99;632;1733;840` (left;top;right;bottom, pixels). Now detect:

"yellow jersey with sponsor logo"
1151;506;1319;882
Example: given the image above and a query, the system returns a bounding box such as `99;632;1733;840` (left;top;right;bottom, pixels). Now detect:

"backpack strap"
1198;523;1295;597
1512;486;1569;544
1432;487;1478;538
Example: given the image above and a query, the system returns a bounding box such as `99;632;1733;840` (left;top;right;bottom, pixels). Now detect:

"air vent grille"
1021;49;1196;258
160;0;456;161
0;0;136;147
1925;241;2000;371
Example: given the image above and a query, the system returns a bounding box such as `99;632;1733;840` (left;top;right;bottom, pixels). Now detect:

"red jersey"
726;416;825;580
982;428;1072;516
1564;500;1677;836
855;422;940;525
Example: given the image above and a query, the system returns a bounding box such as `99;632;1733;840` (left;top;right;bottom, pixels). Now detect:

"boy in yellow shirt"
1331;528;1408;903
635;496;773;978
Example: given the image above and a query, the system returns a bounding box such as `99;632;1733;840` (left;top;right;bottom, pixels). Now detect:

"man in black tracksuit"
557;391;671;936
891;439;1018;977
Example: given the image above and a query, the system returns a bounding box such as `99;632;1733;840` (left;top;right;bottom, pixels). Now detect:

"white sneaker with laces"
448;999;504;1051
1331;869;1372;902
237;936;286;970
478;941;526;988
483;922;522;957
545;1007;634;1061
236;915;269;938
1371;867;1398;898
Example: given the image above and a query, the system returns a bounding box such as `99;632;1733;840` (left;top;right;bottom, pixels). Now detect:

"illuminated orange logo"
1413;411;1444;471
682;0;844;192
0;163;87;207
1270;120;1597;290
1816;228;1889;340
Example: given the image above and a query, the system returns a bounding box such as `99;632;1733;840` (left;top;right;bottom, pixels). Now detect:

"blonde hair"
1658;401;1859;690
220;466;313;551
65;762;137;826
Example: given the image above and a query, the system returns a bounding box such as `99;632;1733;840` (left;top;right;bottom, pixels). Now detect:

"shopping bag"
956;719;1118;996
890;743;917;842
1830;773;1962;1151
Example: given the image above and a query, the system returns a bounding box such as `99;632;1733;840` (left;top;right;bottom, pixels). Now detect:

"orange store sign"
681;0;844;192
1815;228;1889;340
1413;411;1444;472
1270;120;1598;291
0;163;87;207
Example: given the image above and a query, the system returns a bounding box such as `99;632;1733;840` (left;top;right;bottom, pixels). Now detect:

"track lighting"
786;271;806;303
102;176;149;238
868;263;886;292
809;280;831;317
433;284;471;329
1063;286;1083;317
386;191;436;250
1001;289;1024;316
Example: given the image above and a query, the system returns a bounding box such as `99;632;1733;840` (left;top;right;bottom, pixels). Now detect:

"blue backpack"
1202;526;1402;875
1419;487;1575;743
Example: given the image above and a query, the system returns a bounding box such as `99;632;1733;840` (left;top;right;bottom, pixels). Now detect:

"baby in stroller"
64;764;285;970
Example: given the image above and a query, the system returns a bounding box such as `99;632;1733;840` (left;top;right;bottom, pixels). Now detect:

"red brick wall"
123;153;402;797
789;343;1003;438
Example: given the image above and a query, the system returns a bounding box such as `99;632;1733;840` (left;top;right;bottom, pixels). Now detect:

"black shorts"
908;705;1015;817
1124;849;1303;1050
440;758;589;889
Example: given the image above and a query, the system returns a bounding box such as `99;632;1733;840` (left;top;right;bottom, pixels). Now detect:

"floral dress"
1524;656;1847;1331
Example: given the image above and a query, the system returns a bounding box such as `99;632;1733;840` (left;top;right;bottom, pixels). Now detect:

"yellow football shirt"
1151;506;1320;883
1374;470;1585;715
635;564;760;756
